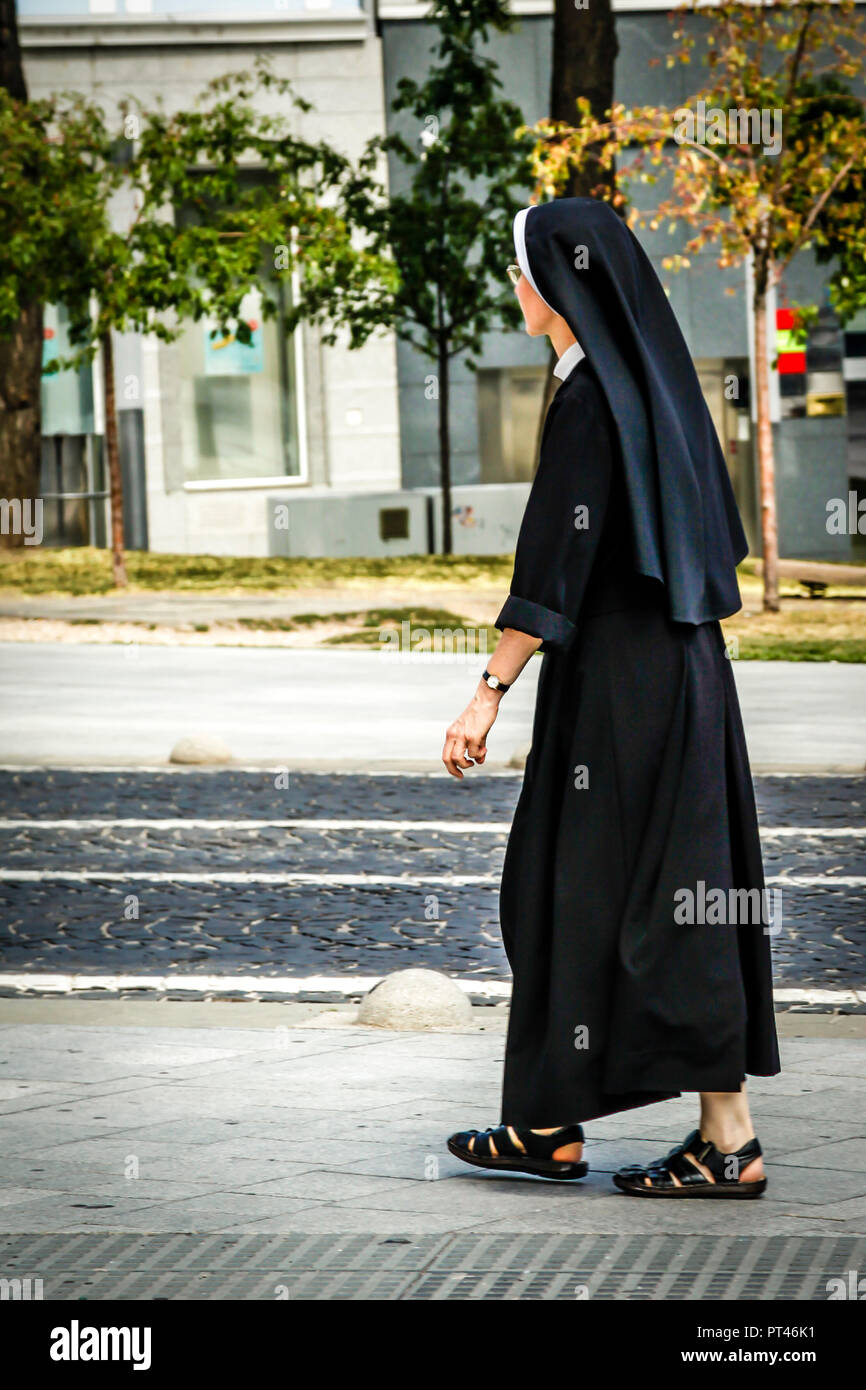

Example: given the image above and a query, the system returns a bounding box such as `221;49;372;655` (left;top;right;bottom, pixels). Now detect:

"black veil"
514;197;748;625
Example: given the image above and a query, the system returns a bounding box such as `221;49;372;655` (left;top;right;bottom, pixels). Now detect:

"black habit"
494;200;781;1127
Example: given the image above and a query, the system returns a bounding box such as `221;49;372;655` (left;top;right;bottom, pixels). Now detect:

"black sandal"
447;1123;588;1181
613;1129;767;1199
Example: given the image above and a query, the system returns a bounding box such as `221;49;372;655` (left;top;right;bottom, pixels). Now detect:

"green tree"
345;0;534;554
0;86;116;542
1;63;391;583
92;65;390;584
789;75;866;321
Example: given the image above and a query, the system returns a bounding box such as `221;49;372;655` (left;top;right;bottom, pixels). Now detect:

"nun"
441;197;780;1198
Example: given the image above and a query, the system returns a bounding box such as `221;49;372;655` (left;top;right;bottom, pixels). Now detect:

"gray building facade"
21;0;866;562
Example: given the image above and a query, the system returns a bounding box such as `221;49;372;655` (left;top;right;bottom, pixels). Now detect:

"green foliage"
110;62;396;352
0;89;115;350
788;76;866;322
531;0;866;315
0;61;396;369
344;0;535;365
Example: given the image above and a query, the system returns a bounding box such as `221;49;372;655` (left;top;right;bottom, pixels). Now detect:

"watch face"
487;675;499;688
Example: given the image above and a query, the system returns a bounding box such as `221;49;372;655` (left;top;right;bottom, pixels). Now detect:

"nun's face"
515;273;558;337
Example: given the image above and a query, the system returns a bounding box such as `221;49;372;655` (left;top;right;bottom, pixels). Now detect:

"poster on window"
203;294;265;375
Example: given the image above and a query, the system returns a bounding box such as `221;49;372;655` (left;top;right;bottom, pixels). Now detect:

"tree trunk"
101;330;127;588
551;0;618;200
753;283;779;612
0;302;43;547
0;0;27;100
0;0;42;534
535;0;619;461
437;342;452;555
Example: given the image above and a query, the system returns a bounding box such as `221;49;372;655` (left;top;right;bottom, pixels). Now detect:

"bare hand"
442;690;499;779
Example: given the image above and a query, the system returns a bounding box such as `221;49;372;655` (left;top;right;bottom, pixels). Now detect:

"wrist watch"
482;668;510;693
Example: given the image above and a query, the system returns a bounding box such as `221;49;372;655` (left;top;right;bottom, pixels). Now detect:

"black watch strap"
482;668;510;693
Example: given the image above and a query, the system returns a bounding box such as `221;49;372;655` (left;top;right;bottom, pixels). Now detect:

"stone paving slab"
0;1008;864;1240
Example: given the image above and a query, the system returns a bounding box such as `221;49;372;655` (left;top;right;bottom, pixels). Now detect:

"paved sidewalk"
0;1002;864;1245
2;641;865;769
0;587;504;623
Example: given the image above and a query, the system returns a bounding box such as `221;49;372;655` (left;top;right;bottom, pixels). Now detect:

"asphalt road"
0;770;862;996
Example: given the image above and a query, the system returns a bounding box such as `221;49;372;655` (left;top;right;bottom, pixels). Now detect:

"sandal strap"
682;1129;763;1181
455;1123;584;1160
517;1124;584;1159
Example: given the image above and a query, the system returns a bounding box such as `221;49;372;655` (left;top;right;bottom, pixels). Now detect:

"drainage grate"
0;1234;862;1300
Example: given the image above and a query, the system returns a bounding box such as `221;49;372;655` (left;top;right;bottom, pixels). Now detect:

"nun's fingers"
441;733;460;777
442;734;474;779
466;736;487;764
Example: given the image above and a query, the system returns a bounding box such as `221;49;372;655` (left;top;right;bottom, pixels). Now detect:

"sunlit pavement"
1;642;865;769
0;1001;864;1287
0;645;864;1297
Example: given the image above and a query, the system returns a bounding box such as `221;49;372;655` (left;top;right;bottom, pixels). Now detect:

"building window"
477;366;548;484
177;280;302;485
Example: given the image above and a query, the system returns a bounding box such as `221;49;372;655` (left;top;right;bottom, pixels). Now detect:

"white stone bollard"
169;736;233;765
357;969;474;1030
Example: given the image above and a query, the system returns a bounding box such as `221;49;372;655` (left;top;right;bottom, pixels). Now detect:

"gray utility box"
772;416;853;561
266;489;431;558
421;483;531;555
266;484;532;558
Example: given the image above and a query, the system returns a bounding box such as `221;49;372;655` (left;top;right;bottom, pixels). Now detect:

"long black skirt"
499;588;781;1128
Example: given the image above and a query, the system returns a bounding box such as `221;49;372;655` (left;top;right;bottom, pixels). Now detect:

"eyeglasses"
506;264;521;286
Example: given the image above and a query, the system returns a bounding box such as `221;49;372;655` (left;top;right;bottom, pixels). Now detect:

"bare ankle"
700;1124;755;1154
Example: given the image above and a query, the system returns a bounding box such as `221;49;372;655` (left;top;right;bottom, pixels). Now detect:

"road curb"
0;973;863;1013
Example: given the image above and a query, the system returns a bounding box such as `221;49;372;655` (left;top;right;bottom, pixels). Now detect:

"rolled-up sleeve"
495;380;615;653
495;592;576;651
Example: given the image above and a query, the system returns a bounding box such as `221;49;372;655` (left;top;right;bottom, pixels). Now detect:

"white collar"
553;340;586;381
